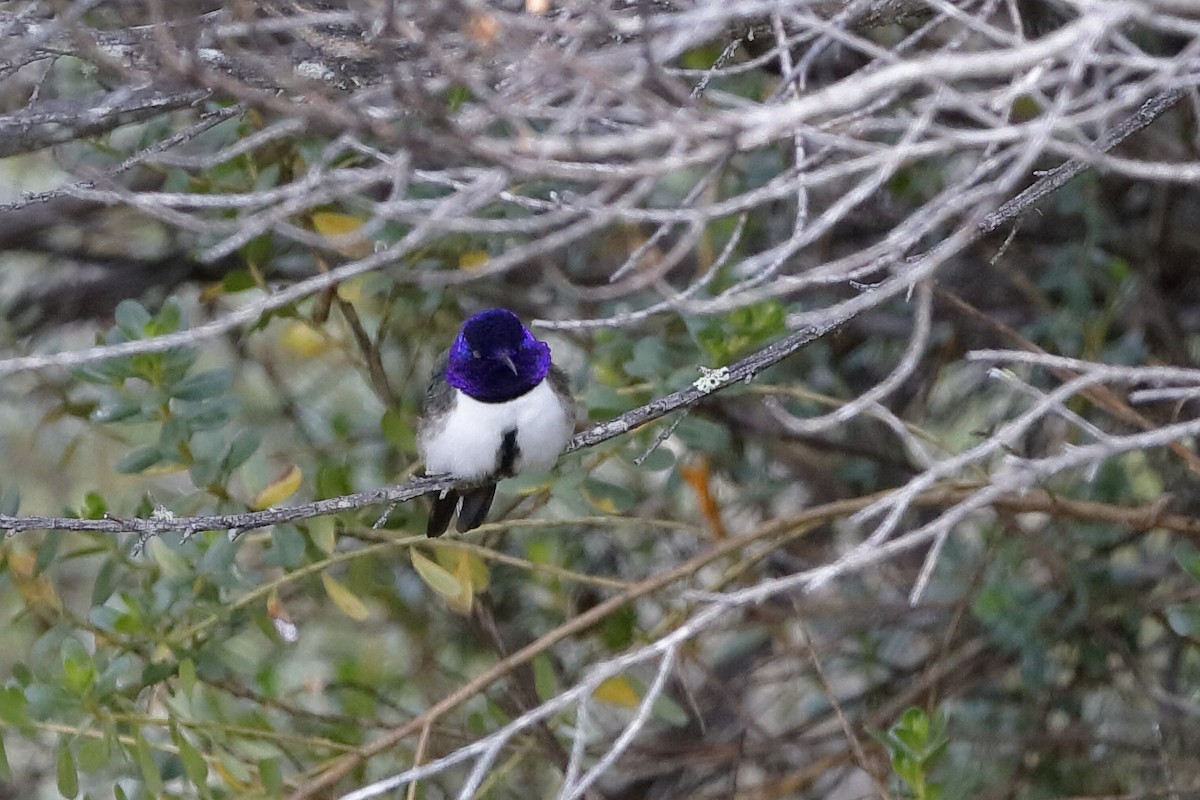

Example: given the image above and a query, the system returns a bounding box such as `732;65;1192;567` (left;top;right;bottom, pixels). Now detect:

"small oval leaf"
312;211;364;237
171;725;209;787
114;300;152;339
593;676;640;708
0;735;13;780
56;743;78;798
252;465;303;510
93;398;144;423
134;731;163;797
412;549;469;609
309;517;336;555
321;573;367;623
149;538;191;579
169;369;231;401
321;573;370;621
116;445;165;475
445;550;475;615
221;429;261;474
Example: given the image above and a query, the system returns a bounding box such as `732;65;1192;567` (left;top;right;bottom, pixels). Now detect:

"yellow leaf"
311;211;364;237
312;212;371;257
458;250;489;270
321;573;370;621
433;548;490;592
593;676;640;707
581;486;619;515
279;321;331;358
411;549;460;596
252;466;303;510
412;549;473;614
445;550;475;615
335;276;368;304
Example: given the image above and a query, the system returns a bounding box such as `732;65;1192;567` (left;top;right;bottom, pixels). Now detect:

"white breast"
420;379;573;480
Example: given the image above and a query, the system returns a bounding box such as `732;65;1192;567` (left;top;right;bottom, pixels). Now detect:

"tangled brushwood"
1;1;1200;798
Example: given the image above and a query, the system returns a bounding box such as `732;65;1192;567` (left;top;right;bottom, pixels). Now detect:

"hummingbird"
418;308;576;536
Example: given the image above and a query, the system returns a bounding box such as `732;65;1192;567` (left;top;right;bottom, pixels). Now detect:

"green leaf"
169;369;232;401
158;415;191;450
115;446;166;475
215;746;253;783
585;384;635;419
91;558;118;606
160;348;199;385
73;362;126;385
674;415;732;454
150;299;182;335
92;398;145;424
0;735;10;780
81;491;108;520
61;638;96;695
625;338;668;381
182;396;239;430
196;531;239;577
114;300;152;339
149;538;191;579
1175;542;1200;582
221;429;261;475
1165;604;1200;637
171;724;209;788
0;686;31;730
263;525;306;569
222;268;260;293
188;454;220;489
631;445;675;472
178;658;197;695
315;462;353;500
56;742;78;798
34;528;63;574
600;605;637;650
134;731;163;796
532;653;558;703
259;758;283;795
76;736;110;772
582;478;635;514
652;693;690;727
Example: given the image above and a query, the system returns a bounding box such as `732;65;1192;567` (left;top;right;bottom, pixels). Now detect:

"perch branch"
0;318;839;537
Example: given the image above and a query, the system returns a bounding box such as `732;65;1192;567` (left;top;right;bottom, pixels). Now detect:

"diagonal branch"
0;317;840;537
979;87;1186;234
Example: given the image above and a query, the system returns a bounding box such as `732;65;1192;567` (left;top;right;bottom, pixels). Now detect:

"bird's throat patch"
497;428;520;476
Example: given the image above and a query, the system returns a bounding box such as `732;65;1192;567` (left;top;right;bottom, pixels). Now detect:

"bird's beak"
500;353;519;375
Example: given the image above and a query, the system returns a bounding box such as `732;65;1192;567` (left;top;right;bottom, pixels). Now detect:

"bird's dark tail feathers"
426;489;459;537
425;484;497;537
456;484;497;533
